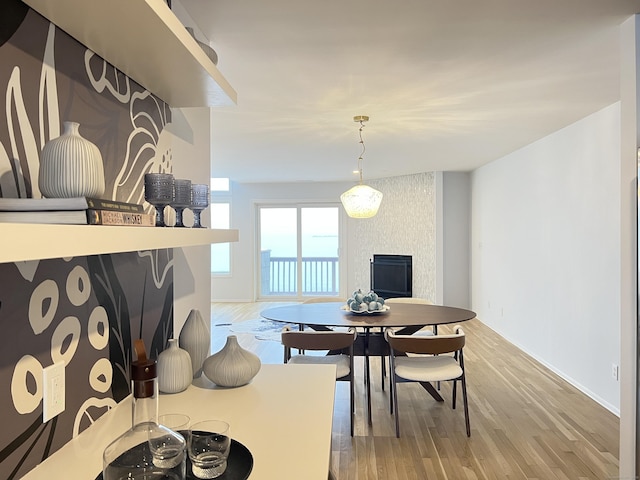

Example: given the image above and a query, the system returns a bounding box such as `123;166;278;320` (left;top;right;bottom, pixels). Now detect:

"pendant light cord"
357;119;366;184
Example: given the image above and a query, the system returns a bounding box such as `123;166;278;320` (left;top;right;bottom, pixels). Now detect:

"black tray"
96;435;253;480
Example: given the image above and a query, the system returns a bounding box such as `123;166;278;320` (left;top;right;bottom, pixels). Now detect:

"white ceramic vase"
179;309;210;378
38;121;105;198
157;339;193;393
203;335;261;387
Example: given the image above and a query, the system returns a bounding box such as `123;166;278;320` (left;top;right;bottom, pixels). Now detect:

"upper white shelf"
1;224;239;263
21;0;237;107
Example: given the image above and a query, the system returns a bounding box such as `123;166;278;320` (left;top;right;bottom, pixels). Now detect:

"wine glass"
144;173;174;227
189;183;209;228
170;179;192;227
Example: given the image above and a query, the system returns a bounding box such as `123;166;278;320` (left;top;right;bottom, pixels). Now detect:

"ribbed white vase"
157;339;193;394
178;309;210;378
203;335;261;387
39;121;105;198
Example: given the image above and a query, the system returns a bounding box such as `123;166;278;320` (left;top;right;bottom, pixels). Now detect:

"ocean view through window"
259;205;340;298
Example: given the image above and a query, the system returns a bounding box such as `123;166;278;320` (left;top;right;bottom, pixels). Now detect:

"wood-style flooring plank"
209;302;620;480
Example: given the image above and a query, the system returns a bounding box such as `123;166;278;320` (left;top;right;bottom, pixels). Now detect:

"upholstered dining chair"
384;296;435;333
385;326;470;437
379;297;435;389
301;297;346;331
281;326;358;436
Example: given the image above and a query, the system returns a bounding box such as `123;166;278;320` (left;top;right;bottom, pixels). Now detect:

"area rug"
221;318;298;342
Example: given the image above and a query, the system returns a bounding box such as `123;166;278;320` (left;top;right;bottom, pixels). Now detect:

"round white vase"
38;121;105;198
203;335;261;387
157;339;193;394
179;309;210;378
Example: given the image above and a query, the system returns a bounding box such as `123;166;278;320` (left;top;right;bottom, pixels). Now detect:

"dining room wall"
470;101;621;413
350;172;437;299
211;172;440;302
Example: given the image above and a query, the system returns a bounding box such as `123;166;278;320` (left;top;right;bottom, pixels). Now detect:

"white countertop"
21;364;336;480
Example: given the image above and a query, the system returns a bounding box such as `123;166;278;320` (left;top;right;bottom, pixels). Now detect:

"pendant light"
340;115;383;218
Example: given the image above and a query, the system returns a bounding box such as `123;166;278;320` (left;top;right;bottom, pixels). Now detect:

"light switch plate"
43;361;65;422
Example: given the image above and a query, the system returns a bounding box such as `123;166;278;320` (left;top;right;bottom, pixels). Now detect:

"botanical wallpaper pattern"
0;2;175;478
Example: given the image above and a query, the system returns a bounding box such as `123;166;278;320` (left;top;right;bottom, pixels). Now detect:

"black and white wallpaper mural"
0;2;176;477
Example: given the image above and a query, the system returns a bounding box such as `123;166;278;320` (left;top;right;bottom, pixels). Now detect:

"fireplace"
370;254;412;299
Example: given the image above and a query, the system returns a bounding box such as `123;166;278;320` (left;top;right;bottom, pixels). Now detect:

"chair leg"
452;379;457;409
297;323;305;354
365;354;372;425
390;371;400;438
389;365;394;414
380;328;386;391
461;375;470;437
350;375;355;437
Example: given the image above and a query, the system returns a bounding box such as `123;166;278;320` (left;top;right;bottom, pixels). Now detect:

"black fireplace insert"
370;254;412;299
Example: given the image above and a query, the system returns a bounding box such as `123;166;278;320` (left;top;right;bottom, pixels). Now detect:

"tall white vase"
39;121;105;198
202;335;261;387
179;309;210;378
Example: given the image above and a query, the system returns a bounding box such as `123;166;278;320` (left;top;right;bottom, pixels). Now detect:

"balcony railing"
260;251;339;296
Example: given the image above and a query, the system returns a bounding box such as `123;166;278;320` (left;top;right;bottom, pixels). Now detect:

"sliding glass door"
258;205;341;300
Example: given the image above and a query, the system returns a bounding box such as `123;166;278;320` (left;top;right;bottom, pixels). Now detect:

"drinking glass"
170;179;192;227
144;173;174;227
159;413;191;433
189;183;210;228
188;420;231;479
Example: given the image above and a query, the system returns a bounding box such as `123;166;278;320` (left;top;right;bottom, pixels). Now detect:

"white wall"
211;173;439;302
441;172;471;309
170;107;212;334
167;0;213;335
618;14;638;478
471;102;622;413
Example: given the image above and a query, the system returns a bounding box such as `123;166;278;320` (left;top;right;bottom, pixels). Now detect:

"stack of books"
0;197;155;226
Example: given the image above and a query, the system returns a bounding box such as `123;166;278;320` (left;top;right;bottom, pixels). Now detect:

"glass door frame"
255;201;347;301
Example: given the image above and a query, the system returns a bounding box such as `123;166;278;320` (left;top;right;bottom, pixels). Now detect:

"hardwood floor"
210;302;620;480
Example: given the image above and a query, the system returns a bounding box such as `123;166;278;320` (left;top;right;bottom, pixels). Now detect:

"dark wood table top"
261;301;476;329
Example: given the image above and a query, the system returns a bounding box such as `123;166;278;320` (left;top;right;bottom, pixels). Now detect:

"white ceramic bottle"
157;338;193;393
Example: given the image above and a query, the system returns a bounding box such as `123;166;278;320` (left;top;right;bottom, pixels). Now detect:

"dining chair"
281;326;358;436
299;297;372;424
385;326;470;437
301;297;346;331
384;296;435;333
380;297;435;389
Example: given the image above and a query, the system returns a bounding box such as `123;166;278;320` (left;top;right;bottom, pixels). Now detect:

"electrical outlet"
611;363;619;381
43;361;65;422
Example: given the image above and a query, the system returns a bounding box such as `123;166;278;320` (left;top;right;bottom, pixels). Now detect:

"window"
258;204;341;299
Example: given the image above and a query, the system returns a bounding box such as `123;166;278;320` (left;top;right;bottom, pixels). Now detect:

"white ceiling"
181;0;640;184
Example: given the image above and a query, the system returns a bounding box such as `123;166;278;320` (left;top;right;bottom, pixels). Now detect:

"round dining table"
261;301;476;331
261;301;476;425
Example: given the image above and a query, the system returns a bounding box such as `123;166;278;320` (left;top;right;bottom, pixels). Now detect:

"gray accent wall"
0;3;183;477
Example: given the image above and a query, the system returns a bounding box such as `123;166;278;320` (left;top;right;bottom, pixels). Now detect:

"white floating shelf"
22;0;237;107
1;224;239;263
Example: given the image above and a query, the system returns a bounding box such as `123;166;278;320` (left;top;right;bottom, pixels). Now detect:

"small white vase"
157;339;193;393
203;335;261;387
179;309;210;378
39;121;105;198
